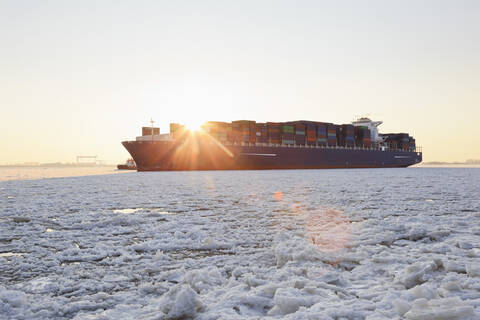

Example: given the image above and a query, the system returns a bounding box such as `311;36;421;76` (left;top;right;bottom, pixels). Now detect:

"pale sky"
1;0;479;164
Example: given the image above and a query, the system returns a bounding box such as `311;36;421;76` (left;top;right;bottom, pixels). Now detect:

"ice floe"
0;168;479;319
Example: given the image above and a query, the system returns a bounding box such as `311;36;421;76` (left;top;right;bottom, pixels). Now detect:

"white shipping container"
136;134;173;142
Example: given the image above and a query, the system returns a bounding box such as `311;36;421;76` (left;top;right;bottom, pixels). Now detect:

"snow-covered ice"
0;168;479;319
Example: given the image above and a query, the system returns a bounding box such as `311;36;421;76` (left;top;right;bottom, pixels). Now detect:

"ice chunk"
428;230;450;241
466;249;479;258
396;261;437;289
404;297;474;320
273;239;294;268
466;264;480;277
445;261;466;274
0;287;26;308
158;284;200;319
183;267;224;293
438;281;463;298
392;299;411;316
273;233;327;268
231;266;249;279
244;274;267;288
441;281;462;291
268;287;325;316
158;269;185;283
410;283;436;300
256;283;281;299
456;241;474;250
25;277;59;294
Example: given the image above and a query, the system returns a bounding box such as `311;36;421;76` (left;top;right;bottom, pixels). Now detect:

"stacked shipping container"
316;123;327;146
306;123;317;146
202;121;229;142
381;133;410;150
294;123;306;145
267;122;281;144
255;123;268;144
408;137;416;151
249;122;256;144
168;120;415;151
338;124;355;148
355;126;371;148
383;135;397;150
281;123;294;145
143;127;160;136
326;124;337;147
399;134;410;150
232;120;256;144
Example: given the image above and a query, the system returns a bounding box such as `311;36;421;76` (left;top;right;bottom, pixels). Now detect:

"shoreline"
0;166;130;182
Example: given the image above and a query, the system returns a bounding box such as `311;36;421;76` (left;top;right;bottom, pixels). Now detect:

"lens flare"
184;121;204;132
305;209;351;253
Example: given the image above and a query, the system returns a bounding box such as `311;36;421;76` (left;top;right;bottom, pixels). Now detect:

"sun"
184;120;204;132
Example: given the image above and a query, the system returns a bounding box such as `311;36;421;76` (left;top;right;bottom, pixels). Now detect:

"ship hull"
122;139;422;171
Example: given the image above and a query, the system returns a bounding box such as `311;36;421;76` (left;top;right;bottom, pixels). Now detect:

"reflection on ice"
113;208;175;215
0;252;23;257
113;208;143;214
273;191;283;201
306;209;351;253
154;210;176;215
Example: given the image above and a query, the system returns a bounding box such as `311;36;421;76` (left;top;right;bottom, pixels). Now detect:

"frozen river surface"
1;168;479;319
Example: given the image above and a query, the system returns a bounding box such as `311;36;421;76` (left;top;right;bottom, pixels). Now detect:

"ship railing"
222;141;421;153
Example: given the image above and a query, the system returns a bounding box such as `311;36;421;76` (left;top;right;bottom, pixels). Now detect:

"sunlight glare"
184;120;204;133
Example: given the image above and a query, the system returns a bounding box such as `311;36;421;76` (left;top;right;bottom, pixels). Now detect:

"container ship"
121;118;422;171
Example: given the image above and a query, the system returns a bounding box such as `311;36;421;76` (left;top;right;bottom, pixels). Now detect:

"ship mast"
150;118;155;142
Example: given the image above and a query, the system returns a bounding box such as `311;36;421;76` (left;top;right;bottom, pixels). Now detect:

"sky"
1;0;479;164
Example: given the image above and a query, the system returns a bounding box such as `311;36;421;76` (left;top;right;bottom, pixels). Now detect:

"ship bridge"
351;118;382;142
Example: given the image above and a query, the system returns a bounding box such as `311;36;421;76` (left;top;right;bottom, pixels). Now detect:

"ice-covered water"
1;168;479;319
0;166;124;182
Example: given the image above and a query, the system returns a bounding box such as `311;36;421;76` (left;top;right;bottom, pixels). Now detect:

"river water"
1;168;479;319
0;166;124;182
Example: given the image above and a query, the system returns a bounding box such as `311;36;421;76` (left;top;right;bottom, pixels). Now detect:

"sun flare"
184;120;204;132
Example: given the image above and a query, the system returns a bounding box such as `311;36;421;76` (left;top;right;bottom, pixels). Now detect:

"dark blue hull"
231;145;421;169
122;140;422;171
